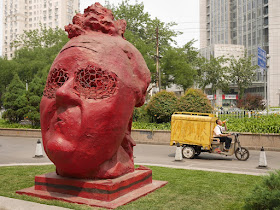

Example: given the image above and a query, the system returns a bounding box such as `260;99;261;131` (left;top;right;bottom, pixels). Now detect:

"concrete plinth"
16;166;167;209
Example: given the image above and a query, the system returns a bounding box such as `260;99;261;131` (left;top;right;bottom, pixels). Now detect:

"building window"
264;17;269;26
263;6;268;15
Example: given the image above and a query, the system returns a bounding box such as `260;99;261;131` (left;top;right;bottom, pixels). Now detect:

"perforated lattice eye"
43;68;69;98
74;66;118;99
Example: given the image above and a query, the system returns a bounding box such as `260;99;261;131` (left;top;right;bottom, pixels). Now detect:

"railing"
214;109;280;119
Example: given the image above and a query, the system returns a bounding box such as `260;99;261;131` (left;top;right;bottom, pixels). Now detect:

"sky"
0;0;200;56
80;0;200;48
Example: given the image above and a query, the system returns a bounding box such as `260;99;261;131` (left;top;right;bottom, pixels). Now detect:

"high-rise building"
2;0;80;60
200;0;280;107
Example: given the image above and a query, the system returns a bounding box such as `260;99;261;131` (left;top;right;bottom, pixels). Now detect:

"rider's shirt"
213;125;225;137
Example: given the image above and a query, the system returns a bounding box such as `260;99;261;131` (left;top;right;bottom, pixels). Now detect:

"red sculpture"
40;3;151;179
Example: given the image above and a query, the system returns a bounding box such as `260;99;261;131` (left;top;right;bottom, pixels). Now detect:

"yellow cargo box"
170;112;217;148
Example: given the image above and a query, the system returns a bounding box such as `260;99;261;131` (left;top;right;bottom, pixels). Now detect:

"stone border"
0;128;279;151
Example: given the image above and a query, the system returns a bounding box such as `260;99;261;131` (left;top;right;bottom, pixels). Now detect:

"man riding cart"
170;112;249;161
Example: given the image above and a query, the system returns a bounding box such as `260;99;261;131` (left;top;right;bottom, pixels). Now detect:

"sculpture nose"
55;78;81;106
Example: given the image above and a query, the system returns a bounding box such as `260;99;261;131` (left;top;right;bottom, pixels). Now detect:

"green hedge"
220;115;280;134
131;114;280;133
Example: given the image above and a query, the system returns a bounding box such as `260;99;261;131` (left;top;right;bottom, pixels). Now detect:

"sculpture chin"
43;132;135;179
53;142;135;179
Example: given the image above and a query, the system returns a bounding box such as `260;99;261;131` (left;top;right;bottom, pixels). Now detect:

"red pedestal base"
16;166;167;209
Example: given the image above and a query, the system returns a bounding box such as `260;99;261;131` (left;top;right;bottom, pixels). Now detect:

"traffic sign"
258;47;266;69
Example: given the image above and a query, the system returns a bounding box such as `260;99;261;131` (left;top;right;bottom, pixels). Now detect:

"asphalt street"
0;136;279;175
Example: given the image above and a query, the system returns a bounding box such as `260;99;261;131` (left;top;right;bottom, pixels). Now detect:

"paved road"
0;136;279;175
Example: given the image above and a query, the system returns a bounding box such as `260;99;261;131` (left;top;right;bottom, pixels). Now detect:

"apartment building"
2;0;80;59
200;0;280;107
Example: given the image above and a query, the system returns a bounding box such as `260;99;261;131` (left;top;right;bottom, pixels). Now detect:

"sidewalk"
0;196;69;210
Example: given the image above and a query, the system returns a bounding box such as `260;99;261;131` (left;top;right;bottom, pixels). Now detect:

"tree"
111;0;180;83
1;27;67;123
196;55;229;95
13;25;69;50
25;72;48;126
161;40;198;91
237;94;265;110
12;26;69;83
228;51;258;99
2;74;28;122
0;58;19;103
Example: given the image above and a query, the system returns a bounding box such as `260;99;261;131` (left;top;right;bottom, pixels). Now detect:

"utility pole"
265;55;270;113
156;26;161;92
264;68;266;108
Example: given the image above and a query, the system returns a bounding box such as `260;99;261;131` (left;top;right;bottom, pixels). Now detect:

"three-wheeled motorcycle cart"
170;112;249;161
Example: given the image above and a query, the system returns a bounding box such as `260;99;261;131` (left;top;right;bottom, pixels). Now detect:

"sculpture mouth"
46;134;75;157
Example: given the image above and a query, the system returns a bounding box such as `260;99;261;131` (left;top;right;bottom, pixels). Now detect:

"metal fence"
214;110;269;119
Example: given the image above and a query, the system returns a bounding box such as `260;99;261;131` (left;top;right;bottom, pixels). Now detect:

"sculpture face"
40;45;140;178
40;3;150;179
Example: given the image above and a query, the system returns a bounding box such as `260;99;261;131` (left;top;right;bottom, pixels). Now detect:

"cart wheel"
235;147;250;161
182;146;195;159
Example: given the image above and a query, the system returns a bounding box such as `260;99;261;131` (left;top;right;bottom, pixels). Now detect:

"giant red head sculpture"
40;3;150;179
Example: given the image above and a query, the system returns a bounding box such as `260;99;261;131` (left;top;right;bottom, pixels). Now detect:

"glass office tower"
200;0;280;106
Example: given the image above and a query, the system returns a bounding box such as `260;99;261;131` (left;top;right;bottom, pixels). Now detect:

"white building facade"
200;0;280;107
2;0;80;59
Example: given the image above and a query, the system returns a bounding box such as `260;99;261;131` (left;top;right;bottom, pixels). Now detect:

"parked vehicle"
170;112;250;161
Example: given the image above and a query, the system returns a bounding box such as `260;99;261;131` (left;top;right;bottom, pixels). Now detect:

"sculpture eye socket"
74;65;118;99
43;68;69;98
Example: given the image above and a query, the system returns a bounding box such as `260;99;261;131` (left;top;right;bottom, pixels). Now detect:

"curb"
0;162;270;176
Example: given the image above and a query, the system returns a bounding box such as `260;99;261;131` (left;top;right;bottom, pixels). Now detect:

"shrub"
146;91;178;123
237;94;265;110
178;88;213;113
244;170;280;209
133;105;149;122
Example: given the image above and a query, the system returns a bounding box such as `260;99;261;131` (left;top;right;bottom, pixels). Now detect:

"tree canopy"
196;55;229;94
161;40;199;91
2;74;27;122
111;0;181;83
228;51;258;99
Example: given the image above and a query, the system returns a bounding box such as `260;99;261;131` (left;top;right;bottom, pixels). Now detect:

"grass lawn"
0;165;262;210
